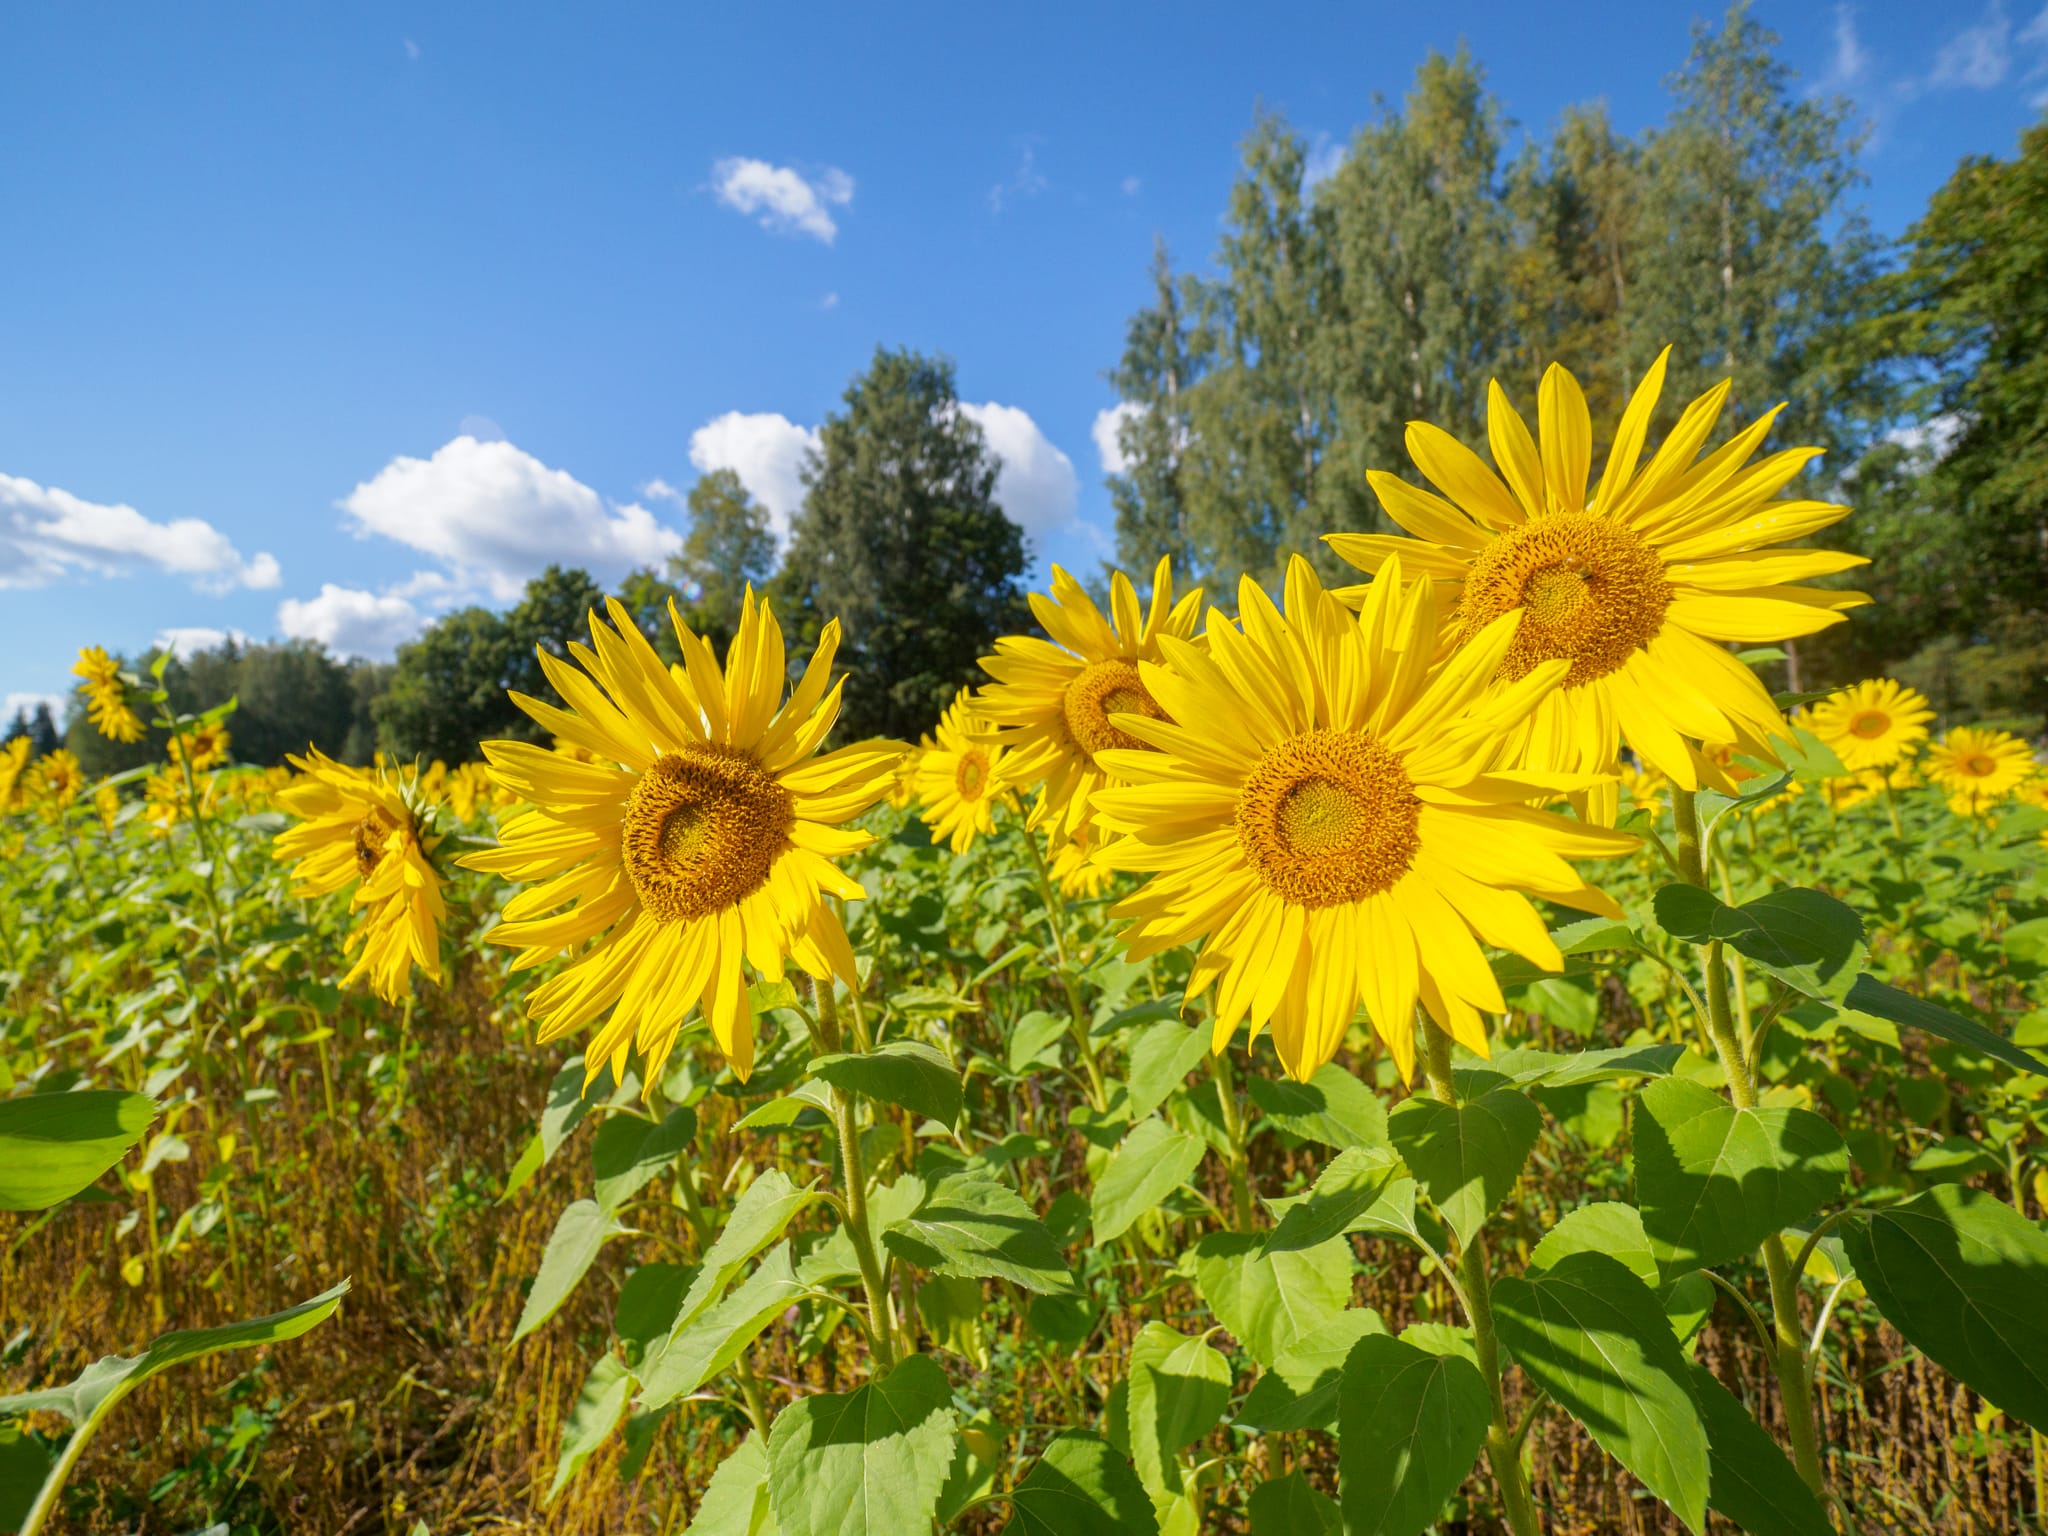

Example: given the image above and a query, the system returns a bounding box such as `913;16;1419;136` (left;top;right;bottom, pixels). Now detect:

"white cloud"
1821;5;1872;89
1092;402;1143;477
457;413;505;443
960;402;1077;538
688;412;821;544
0;472;280;593
1887;411;1964;460
819;291;840;311
277;584;426;661
154;626;252;659
5;692;63;725
711;157;854;244
338;435;681;602
1121;175;1142;197
989;145;1049;213
1930;5;2011;88
1305;134;1348;188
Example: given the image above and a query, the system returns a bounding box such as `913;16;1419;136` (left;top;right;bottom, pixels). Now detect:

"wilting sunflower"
1327;351;1868;819
73;646;145;744
1926;727;2035;811
978;558;1204;850
1091;554;1637;1083
460;593;899;1085
1809;678;1932;772
914;688;1012;853
275;750;447;1003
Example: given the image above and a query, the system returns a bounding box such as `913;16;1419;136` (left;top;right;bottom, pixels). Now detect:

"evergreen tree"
777;347;1028;741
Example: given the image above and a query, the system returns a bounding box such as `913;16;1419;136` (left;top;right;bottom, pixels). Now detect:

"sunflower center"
1237;730;1421;909
1848;711;1891;740
956;749;991;801
353;809;396;879
1456;513;1671;687
1963;754;1997;779
1062;659;1168;767
623;747;793;924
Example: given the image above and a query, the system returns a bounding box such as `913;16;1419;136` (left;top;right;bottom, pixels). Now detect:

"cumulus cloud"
0;472;280;593
688;412;821;544
1931;4;2011;88
1092;403;1143;477
154;626;253;659
338;435;681;602
277;584;426;661
960;402;1078;538
711;158;854;243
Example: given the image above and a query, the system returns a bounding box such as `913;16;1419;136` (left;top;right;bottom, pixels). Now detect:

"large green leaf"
809;1040;963;1126
674;1170;821;1330
1262;1147;1410;1254
1387;1086;1541;1246
0;1423;47;1532
502;1059;614;1203
1236;1309;1385;1434
513;1199;628;1343
1126;1322;1231;1495
1842;975;2048;1077
1247;1470;1338;1534
1652;886;1863;1000
1491;1252;1707;1533
1688;1365;1834;1536
1336;1334;1491;1536
1530;1203;1660;1288
1244;1065;1389;1149
639;1244;804;1410
1841;1184;2048;1432
1632;1077;1846;1278
0;1090;156;1211
592;1104;697;1213
1001;1430;1157;1536
1484;1044;1684;1088
685;1432;779;1536
1191;1232;1350;1367
1124;1021;1215;1119
764;1353;958;1536
882;1172;1077;1296
1091;1117;1205;1245
546;1352;633;1504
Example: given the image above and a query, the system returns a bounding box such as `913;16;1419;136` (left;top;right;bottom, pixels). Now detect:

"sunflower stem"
1674;785;1829;1500
673;1149;774;1437
1207;1048;1257;1230
1022;831;1109;1113
814;978;898;1370
1419;1016;1543;1536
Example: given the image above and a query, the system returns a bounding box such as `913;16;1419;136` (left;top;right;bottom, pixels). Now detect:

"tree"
678;469;776;650
1106;239;1201;578
777;347;1028;740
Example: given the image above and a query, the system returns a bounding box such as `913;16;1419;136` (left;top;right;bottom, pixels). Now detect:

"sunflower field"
6;358;2048;1536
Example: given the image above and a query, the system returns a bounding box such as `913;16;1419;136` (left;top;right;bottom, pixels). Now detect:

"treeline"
24;348;1033;769
1103;5;2048;725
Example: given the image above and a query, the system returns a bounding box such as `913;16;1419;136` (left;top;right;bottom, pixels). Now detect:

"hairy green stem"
814;979;898;1369
1207;1048;1256;1230
1420;1018;1542;1536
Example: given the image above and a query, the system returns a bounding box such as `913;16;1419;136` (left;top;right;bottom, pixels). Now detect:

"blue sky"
4;1;2046;720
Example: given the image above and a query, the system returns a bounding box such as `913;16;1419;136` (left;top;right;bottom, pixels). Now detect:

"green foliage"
677;467;778;652
1336;1334;1492;1536
763;1353;957;1536
0;1090;155;1211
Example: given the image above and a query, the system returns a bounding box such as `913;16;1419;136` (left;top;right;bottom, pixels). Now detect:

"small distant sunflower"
93;782;122;833
1049;821;1113;899
1925;726;2035;810
73;647;145;744
1618;756;1668;817
0;738;28;815
26;750;84;816
1809;679;1932;772
1091;554;1636;1083
460;593;900;1085
1327;351;1868;818
978;558;1204;850
171;722;232;772
275;750;447;1003
914;689;1012;853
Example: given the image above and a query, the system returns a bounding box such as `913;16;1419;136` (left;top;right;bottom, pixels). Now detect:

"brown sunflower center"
622;747;794;923
1237;730;1421;909
955;749;991;801
353;808;396;880
1455;512;1671;687
1062;658;1168;767
1848;710;1892;740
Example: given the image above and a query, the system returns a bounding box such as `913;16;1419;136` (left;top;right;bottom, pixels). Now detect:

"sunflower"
274;750;447;1003
1809;678;1932;772
1090;554;1637;1083
913;689;1013;853
0;738;28;815
26;750;84;816
460;592;900;1085
888;737;930;812
1618;756;1668;817
1326;351;1869;820
171;722;232;772
73;646;145;744
1925;726;2035;810
1050;821;1114;899
977;558;1204;850
93;782;122;833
